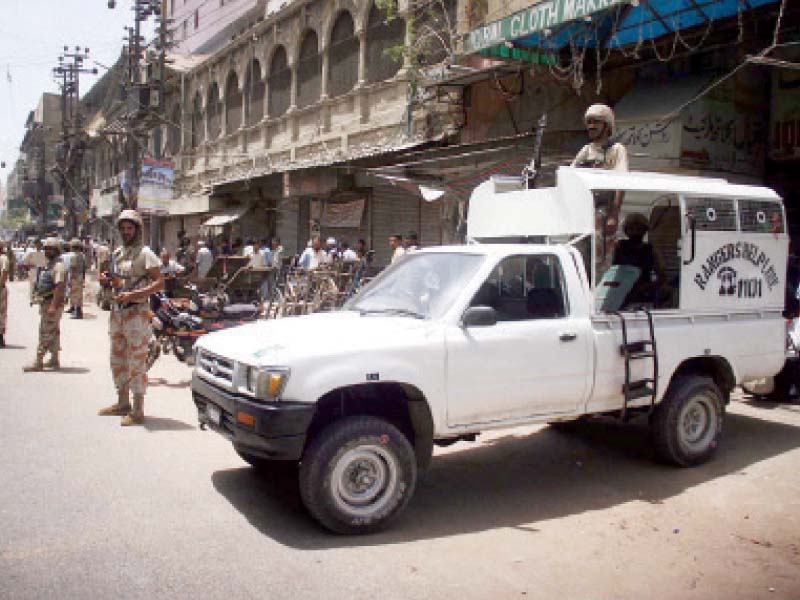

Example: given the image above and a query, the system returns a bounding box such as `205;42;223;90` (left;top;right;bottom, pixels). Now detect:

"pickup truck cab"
191;168;788;534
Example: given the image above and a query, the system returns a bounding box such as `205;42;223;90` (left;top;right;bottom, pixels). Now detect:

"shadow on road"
143;416;196;432
48;367;91;375
1;344;26;350
211;412;800;548
150;377;191;389
740;397;800;413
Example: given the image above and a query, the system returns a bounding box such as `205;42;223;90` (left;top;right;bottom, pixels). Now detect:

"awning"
461;0;779;57
201;205;250;227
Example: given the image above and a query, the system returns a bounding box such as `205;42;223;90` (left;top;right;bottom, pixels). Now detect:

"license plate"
206;403;221;426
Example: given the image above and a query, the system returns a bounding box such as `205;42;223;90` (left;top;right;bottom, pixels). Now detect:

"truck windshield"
346;253;485;320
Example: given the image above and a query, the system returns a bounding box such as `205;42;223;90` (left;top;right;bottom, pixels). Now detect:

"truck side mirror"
462;305;498;327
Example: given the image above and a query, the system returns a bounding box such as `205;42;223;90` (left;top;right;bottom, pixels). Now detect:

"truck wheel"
299;416;417;534
652;375;723;466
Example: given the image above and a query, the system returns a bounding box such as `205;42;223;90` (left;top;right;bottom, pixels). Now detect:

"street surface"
1;278;799;600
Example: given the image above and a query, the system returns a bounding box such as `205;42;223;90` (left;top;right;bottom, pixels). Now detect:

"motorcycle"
147;293;207;369
146;292;261;370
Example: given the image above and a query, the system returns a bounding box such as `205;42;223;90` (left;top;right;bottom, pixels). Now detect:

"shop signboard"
462;0;624;54
769;68;800;162
680;98;766;177
138;158;174;215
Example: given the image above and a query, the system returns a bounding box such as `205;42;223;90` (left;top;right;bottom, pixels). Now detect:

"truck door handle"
559;332;577;342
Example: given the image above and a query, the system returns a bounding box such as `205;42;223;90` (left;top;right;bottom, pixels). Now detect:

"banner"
321;198;366;228
138;158;174;215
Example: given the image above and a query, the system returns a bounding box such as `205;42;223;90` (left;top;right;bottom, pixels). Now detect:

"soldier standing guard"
67;238;86;319
97;210;164;426
0;241;9;348
23;237;67;371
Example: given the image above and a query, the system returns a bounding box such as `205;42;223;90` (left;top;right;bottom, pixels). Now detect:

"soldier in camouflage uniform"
0;241;9;347
98;210;164;426
67;238;86;319
23;237;67;371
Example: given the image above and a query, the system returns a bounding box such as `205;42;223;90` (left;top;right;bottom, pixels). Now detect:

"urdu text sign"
463;0;625;55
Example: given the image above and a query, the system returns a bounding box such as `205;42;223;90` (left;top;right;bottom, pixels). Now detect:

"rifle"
522;113;547;189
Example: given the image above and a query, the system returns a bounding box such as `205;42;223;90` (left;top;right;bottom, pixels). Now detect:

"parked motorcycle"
146;292;261;370
147;293;207;370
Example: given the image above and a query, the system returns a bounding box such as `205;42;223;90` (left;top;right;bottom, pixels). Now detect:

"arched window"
191;92;204;148
207;82;221;140
244;59;264;126
267;46;291;118
366;1;404;83
296;30;321;108
328;11;358;97
225;71;242;134
167;103;181;155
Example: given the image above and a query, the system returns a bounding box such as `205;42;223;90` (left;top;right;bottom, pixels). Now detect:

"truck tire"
299;416;417;534
652;375;723;467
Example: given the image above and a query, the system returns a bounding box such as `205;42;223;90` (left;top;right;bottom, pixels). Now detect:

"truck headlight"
246;367;290;400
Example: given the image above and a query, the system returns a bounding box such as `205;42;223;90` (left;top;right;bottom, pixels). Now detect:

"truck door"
445;253;592;426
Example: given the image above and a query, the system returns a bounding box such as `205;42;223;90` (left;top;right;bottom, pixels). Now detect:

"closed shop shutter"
362;178;444;267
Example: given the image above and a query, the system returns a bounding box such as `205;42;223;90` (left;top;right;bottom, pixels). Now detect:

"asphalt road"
1;278;799;600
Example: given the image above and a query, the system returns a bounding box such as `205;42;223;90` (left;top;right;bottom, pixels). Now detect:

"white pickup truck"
191;168;788;534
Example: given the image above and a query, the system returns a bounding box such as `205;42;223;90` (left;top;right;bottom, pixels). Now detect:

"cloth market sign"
462;0;625;55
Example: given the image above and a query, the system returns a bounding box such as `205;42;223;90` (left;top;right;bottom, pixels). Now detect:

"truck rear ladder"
614;309;659;421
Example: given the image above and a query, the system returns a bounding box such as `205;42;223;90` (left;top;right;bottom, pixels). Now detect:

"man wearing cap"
23;237;67;371
0;241;9;347
97;210;164;426
572;103;629;236
572;104;628;271
67;238;86;319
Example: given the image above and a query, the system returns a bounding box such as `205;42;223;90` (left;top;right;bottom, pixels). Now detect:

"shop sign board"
680;98;766;176
462;0;624;54
138;158;174;215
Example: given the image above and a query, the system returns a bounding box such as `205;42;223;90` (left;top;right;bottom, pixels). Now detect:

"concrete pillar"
320;43;329;100
357;29;367;86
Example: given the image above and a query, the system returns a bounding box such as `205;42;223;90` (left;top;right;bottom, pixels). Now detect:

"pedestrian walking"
23;237;66;372
97;210;164;426
67;238;86;319
0;241;9;348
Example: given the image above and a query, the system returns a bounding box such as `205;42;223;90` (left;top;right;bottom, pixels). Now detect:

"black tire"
235;448;297;477
299;416;417;535
652;375;723;467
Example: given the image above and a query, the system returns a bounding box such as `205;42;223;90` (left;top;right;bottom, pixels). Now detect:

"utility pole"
109;0;164;250
53;46;97;239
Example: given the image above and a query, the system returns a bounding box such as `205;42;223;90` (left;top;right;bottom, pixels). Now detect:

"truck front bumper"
191;373;315;461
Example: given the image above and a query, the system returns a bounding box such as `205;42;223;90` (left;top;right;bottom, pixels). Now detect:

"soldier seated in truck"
610;212;670;309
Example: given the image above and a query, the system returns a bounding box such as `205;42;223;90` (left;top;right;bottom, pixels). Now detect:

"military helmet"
116;209;143;229
43;237;62;252
70;237;82;249
584;103;615;132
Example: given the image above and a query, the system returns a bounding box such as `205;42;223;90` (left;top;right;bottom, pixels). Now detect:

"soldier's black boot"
0;334;5;347
72;307;83;319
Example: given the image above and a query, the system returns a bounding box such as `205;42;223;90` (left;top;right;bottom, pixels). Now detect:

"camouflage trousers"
37;300;64;356
109;304;151;398
69;276;84;308
0;285;7;334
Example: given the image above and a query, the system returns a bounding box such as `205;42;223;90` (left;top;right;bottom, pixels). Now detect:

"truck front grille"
198;350;235;383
